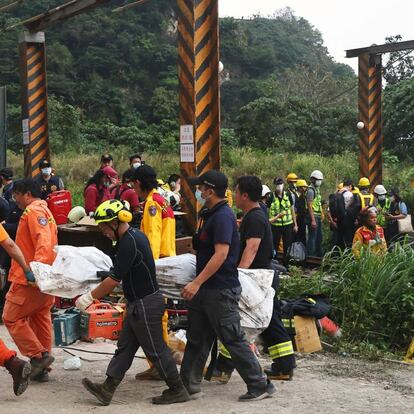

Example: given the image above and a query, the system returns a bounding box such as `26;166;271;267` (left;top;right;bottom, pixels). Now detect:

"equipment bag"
287;242;306;262
47;190;72;225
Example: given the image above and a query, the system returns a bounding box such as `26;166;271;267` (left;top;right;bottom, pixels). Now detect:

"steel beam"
346;39;414;58
19;31;50;178
358;53;383;187
177;0;220;231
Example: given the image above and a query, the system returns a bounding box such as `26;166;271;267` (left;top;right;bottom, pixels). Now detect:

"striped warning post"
177;0;220;231
358;53;383;188
19;32;50;178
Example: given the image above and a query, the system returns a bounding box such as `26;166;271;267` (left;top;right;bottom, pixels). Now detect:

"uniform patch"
51;185;57;192
38;217;48;226
149;206;157;217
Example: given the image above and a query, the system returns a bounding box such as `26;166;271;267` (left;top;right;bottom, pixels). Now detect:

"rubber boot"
4;356;31;396
30;352;54;379
82;376;121;406
152;376;190;405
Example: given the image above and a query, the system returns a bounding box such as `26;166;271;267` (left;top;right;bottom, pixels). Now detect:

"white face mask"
42;167;52;175
378;195;386;201
275;184;284;192
390;196;395;202
315;180;322;187
132;162;141;169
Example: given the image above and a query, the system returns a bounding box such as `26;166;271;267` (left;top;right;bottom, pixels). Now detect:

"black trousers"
180;286;267;394
271;223;294;265
106;291;179;382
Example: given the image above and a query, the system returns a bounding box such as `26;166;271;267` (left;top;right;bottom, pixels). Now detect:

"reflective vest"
358;192;374;209
269;192;293;226
308;185;322;216
376;197;391;227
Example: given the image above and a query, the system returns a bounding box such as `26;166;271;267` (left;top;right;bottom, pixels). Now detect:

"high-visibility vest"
308;185;322;216
376;197;391;227
269;192;293;226
358;192;374;209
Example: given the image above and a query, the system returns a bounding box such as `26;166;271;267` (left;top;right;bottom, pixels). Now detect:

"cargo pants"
0;339;16;367
180;286;267;394
106;291;179;382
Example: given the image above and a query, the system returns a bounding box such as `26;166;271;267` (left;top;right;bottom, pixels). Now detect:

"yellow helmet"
296;179;308;188
94;200;132;224
337;182;344;191
286;173;299;182
358;177;370;187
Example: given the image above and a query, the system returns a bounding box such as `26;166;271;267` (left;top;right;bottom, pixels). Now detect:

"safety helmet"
94;200;132;224
261;185;271;197
373;184;387;195
337;182;344;191
358;177;370;187
67;206;86;224
296;179;308;188
286;173;298;182
310;170;324;180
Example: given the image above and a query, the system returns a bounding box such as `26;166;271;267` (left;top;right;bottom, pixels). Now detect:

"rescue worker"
129;153;142;169
352;208;387;258
384;189;409;245
260;184;272;216
2;179;57;382
35;158;64;200
268;177;297;265
357;177;374;209
0;167;14;202
286;173;299;209
111;170;140;219
295;179;308;246
212;176;295;383
180;170;274;402
84;167;115;214
306;170;324;257
76;200;189;406
373;184;390;228
100;154;114;169
335;180;355;249
132;165;175;380
0;222;33;396
166;174;182;210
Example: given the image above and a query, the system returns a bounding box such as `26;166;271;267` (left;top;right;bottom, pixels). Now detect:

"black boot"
4;356;31;396
152;376;190;405
30;352;54;379
82;376;121;406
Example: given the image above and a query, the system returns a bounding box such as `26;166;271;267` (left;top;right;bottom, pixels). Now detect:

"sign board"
180;144;195;163
22;118;29;145
180;125;194;144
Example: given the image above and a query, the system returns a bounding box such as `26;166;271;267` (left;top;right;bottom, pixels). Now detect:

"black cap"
188;170;228;190
101;154;113;162
39;157;51;169
133;164;157;181
0;168;13;180
273;176;284;185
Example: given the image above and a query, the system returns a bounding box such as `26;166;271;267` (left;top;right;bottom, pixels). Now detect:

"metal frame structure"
17;0;220;229
346;40;414;187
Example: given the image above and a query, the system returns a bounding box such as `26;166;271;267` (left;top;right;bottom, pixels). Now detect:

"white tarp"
156;254;274;329
31;245;112;298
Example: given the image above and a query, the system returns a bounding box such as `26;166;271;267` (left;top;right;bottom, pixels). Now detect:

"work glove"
75;292;94;311
24;270;37;287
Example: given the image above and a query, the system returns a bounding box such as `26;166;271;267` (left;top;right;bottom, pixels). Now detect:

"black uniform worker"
75;199;189;406
180;170;274;402
35;158;64;200
212;176;295;382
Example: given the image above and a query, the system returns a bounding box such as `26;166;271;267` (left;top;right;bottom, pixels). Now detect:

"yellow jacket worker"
134;165;176;259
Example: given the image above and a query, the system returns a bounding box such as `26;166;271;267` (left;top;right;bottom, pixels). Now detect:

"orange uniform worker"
0;223;32;396
133;165;176;380
2;179;57;382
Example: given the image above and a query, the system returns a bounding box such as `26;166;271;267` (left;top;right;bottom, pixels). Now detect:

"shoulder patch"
38;217;48;226
149;205;157;217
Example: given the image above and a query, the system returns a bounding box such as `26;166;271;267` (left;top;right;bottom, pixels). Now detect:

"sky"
219;0;414;72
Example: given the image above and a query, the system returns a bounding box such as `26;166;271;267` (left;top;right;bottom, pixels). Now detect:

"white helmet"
310;170;324;180
373;184;387;195
261;185;271;198
68;206;86;224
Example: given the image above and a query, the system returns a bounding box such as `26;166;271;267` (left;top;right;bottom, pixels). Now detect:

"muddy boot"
82;376;121;406
32;369;49;383
135;366;162;381
30;352;54;379
4;356;31;396
152;376;190;405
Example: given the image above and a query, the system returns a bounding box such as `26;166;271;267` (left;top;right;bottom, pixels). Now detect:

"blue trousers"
306;215;323;257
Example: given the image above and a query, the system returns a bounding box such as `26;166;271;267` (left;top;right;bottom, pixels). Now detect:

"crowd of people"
0;154;411;405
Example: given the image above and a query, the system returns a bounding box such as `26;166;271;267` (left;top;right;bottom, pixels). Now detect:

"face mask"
132;162;141;169
103;181;111;188
390;196;395;202
275;184;284;192
42;167;52;175
378;195;386;201
195;189;205;206
315;180;322;187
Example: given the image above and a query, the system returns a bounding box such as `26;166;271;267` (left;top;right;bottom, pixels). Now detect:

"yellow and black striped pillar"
19;31;50;178
177;0;220;231
358;53;383;188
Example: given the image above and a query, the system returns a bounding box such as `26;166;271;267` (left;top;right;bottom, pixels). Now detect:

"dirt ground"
0;325;413;414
